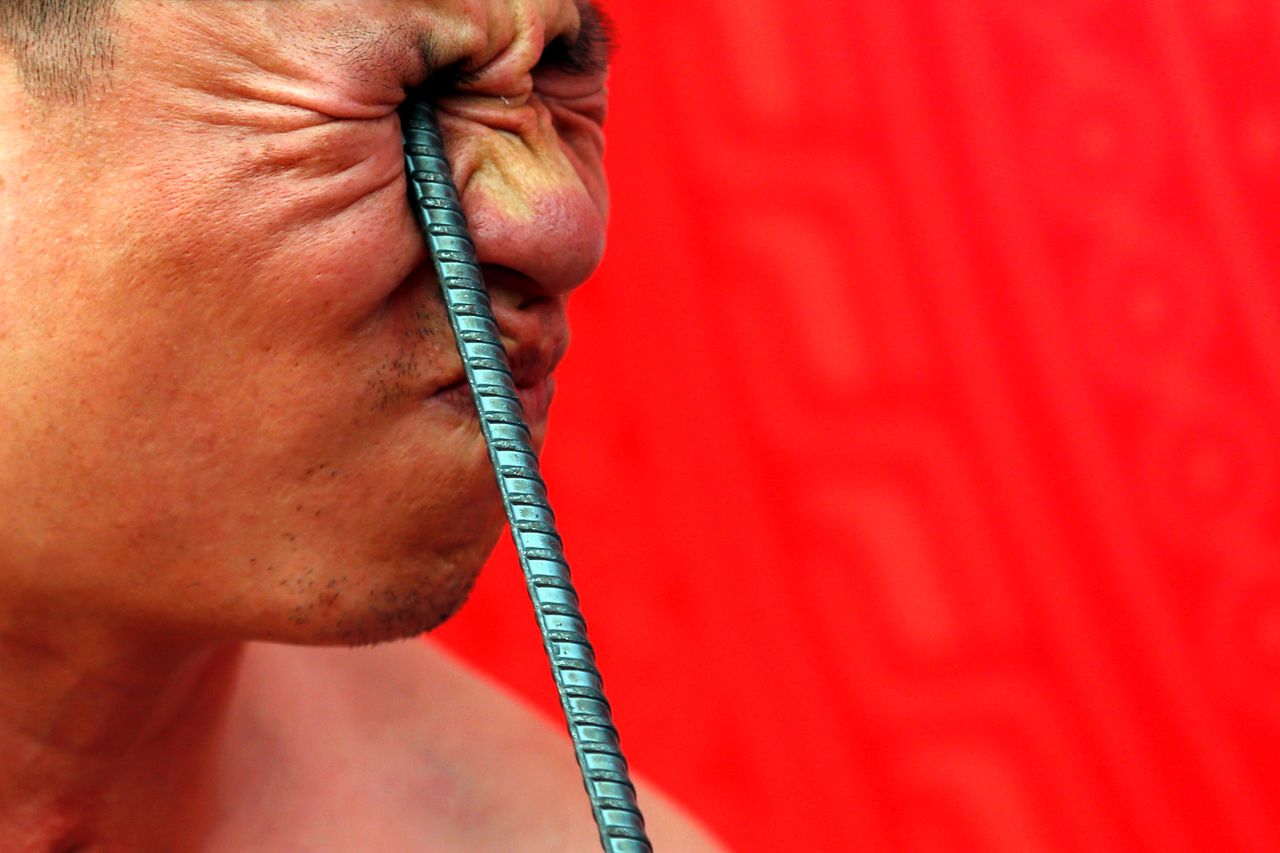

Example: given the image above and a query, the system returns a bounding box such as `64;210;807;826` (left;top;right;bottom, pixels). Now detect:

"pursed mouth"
430;372;556;422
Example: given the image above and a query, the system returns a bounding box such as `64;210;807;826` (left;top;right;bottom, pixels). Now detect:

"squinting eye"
536;36;604;76
536;7;616;77
422;60;483;97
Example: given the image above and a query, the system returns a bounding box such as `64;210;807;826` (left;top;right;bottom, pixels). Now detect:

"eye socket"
536;36;603;76
535;7;616;77
420;59;483;97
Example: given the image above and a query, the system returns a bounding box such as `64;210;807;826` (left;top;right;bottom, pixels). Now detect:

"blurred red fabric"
434;0;1280;850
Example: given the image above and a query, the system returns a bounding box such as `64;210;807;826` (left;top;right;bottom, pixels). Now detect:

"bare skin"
210;640;720;852
0;1;724;848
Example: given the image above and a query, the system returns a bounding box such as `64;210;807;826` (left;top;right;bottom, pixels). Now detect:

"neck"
0;611;244;851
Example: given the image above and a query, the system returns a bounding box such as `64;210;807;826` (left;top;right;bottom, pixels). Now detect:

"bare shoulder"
229;639;728;852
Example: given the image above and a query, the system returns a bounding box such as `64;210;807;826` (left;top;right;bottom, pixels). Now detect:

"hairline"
0;0;117;102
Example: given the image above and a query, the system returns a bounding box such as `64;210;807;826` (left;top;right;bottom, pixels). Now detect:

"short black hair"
0;0;114;100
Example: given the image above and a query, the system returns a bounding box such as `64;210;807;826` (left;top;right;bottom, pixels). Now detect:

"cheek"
10;113;433;502
101;114;422;354
224;116;426;329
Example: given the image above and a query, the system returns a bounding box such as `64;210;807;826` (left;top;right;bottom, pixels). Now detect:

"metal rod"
400;99;652;853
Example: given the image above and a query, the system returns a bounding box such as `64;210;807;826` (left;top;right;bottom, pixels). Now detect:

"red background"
436;0;1280;850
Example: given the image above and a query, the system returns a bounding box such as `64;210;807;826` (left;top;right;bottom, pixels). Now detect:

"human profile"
0;1;723;849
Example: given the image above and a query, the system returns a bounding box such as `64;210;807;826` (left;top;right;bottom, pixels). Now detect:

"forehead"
153;0;606;95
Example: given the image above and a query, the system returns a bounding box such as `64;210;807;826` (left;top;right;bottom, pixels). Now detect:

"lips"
431;364;558;421
428;305;568;422
395;257;570;424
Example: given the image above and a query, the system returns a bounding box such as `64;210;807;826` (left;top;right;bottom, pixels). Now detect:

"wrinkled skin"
0;0;608;646
0;2;724;850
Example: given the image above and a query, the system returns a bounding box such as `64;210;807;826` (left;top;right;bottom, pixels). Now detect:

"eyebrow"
323;23;442;85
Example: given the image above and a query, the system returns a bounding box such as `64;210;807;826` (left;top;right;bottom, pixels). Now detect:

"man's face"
0;0;609;644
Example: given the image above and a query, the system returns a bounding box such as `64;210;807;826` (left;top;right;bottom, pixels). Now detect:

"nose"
436;99;607;303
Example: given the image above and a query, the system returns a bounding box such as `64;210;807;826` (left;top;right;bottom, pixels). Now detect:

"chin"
259;520;504;648
238;423;512;647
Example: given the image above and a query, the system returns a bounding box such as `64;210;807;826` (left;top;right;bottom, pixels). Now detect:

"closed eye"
423;59;484;96
536;3;617;76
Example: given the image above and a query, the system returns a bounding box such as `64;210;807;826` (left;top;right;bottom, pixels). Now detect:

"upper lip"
468;265;569;391
505;337;564;389
438;302;568;393
404;260;569;396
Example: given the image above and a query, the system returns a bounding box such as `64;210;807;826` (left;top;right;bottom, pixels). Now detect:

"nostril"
479;265;551;311
517;294;553;311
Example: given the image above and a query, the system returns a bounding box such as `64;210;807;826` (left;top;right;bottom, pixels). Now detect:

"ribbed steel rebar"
400;99;652;853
